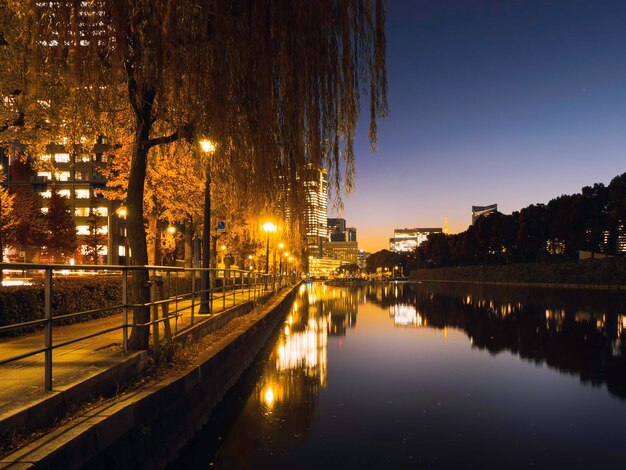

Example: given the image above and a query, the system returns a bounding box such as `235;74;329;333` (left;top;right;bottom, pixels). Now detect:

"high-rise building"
347;227;357;242
303;166;328;258
472;204;497;225
327;218;347;233
4;142;127;264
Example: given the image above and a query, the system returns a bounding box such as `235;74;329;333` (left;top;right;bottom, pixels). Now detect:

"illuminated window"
56;171;70;181
78;154;91;163
40;154;51;162
77;225;89;235
75;207;89;217
38;171;51;180
97;225;108;235
118;245;126;256
41;207;49;214
41;190;52;198
59;189;71;198
54;153;71;163
96;207;108;216
76;189;90;199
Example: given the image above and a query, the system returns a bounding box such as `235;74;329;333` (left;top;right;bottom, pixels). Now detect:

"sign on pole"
217;221;226;233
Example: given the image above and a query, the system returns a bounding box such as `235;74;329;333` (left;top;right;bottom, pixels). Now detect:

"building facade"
303;166;329;258
472;204;497;225
389;227;442;252
322;240;358;265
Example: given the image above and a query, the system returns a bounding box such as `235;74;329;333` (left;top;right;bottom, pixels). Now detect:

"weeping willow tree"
13;0;387;349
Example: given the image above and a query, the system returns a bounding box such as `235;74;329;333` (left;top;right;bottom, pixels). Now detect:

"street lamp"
199;138;217;314
263;222;277;274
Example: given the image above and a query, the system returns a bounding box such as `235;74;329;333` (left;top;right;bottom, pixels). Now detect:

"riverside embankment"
410;259;626;289
0;283;301;469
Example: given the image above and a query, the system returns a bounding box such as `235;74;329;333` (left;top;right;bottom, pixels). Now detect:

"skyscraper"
303;165;328;258
472;204;497;225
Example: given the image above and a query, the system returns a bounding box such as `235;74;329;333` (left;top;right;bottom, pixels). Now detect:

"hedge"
0;277;123;336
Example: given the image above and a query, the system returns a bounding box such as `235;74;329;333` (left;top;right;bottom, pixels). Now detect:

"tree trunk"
184;216;193;269
127;85;156;351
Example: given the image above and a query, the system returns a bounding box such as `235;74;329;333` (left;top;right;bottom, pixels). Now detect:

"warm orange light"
278;242;285;250
262;222;277;233
117;207;127;217
166;225;176;234
221;245;226;250
199;139;216;153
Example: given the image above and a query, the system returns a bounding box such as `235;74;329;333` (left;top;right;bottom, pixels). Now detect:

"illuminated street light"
199;138;217;314
263;222;277;274
199;139;216;153
167;225;176;234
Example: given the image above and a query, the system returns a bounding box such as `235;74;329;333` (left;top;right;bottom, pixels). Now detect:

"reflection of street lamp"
199;139;217;314
263;222;277;274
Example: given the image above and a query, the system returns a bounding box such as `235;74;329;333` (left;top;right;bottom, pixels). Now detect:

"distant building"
322;240;358;265
309;257;344;277
389;227;442;252
302;166;328;258
357;249;370;269
472;204;497;225
347;227;357;242
327;218;346;233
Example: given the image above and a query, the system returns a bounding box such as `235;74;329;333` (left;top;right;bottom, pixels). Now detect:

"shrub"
0;276;123;336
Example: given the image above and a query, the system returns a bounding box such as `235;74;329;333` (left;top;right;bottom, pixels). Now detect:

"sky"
335;0;626;253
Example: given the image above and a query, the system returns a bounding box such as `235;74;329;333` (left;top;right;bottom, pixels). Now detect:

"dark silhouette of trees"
414;172;626;268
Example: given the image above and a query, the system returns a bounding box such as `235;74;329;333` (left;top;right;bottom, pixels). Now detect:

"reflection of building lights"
264;387;275;405
391;304;422;326
284;325;290;335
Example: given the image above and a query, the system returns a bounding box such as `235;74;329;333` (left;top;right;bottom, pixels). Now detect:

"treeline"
416;172;626;268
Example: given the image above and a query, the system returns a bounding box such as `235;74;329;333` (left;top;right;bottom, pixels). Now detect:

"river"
172;281;626;469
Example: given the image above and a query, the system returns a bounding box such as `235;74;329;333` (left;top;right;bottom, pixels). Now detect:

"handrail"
0;262;298;391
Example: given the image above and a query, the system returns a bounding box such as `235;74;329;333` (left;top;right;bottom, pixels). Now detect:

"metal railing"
0;262;298;391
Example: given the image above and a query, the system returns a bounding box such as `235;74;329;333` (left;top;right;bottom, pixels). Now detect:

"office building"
472;204;497;225
322;240;358;265
389;227;442;252
347;227;357;242
303;165;328;258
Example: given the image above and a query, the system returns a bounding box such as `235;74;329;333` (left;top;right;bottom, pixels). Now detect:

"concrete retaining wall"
1;285;299;469
410;259;626;289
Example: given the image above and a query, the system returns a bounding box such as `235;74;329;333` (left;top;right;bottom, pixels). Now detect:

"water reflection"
175;281;626;469
371;282;626;399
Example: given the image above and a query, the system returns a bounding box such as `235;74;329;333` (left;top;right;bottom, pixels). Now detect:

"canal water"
173;281;626;469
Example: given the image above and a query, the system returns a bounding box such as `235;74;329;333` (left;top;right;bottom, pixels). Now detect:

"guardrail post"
151;273;160;361
44;267;53;391
191;271;196;325
122;269;128;354
247;272;251;301
223;270;226;310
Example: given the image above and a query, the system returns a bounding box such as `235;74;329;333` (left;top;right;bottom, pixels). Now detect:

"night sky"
339;0;626;252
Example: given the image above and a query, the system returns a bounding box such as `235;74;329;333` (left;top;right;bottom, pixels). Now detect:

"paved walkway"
0;286;270;426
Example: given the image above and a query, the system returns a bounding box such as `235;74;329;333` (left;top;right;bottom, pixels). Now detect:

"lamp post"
199;139;216;314
278;243;285;275
263;222;277;274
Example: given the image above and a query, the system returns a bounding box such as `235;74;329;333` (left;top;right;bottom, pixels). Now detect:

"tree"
5;189;46;262
17;0;387;350
44;185;77;263
84;198;107;264
0;171;14;261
